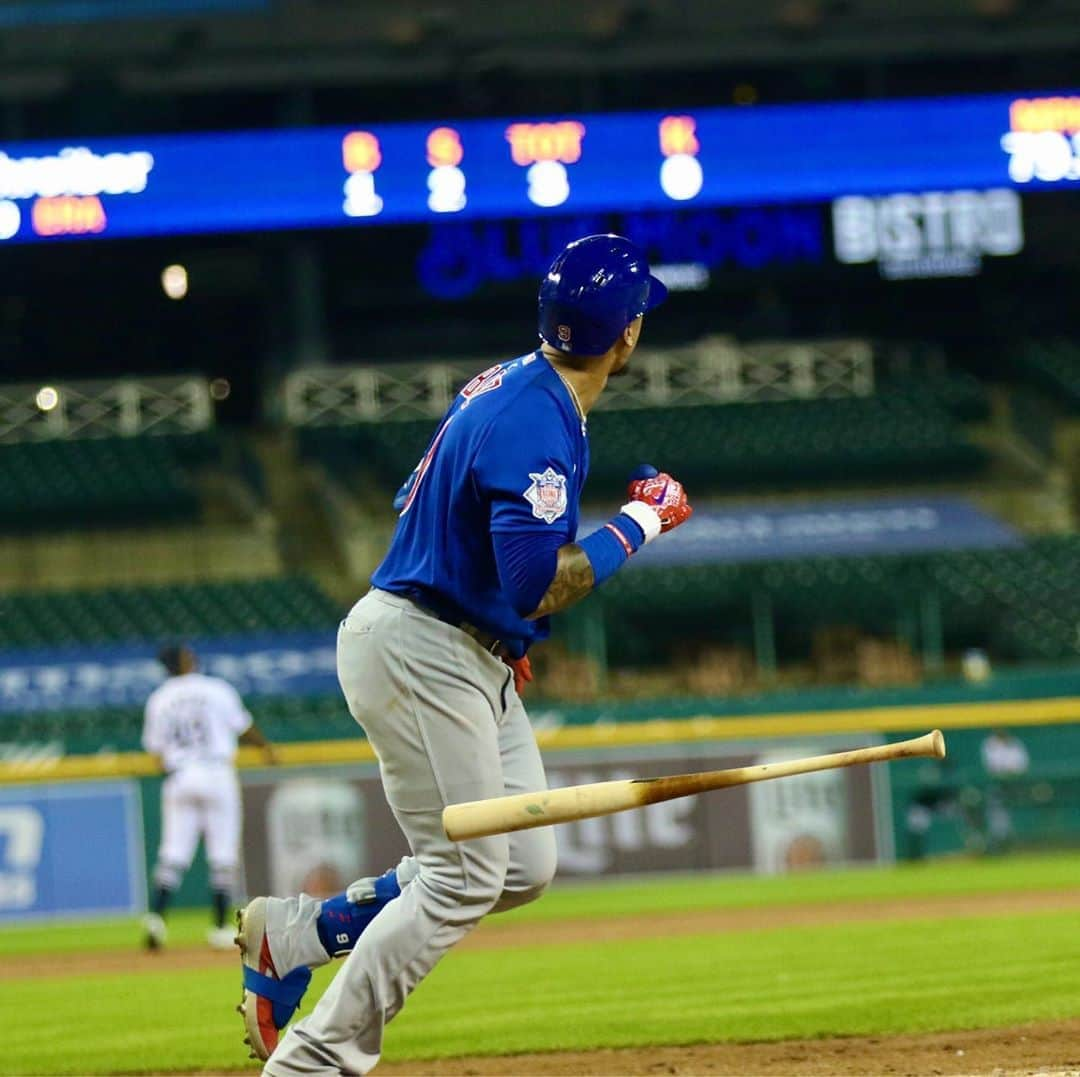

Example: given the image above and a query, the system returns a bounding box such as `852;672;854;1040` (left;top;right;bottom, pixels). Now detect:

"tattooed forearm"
527;544;595;619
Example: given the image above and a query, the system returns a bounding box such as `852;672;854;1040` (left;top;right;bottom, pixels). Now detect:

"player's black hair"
158;643;193;677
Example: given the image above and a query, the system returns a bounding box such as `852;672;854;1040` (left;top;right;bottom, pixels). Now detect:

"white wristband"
620;500;662;544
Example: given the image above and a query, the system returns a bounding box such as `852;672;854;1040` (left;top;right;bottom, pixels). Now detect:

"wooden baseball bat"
442;729;945;841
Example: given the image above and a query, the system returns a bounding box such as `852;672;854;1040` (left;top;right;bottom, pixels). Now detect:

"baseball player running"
142;643;277;950
235;234;693;1073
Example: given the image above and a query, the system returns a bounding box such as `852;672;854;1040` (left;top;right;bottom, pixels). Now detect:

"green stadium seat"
300;385;986;499
601;537;1080;665
1014;340;1080;411
0;433;220;532
0;576;342;650
1;691;359;755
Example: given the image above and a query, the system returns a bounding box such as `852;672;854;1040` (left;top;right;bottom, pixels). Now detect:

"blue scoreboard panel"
0;91;1076;245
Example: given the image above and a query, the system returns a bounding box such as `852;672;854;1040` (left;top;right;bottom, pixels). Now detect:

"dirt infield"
27;888;1080;1076
373;1020;1080;1076
147;1021;1080;1076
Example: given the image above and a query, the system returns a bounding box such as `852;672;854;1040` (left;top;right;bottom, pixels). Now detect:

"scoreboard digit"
658;115;703;201
1001;96;1080;184
342;131;384;218
505;121;586;208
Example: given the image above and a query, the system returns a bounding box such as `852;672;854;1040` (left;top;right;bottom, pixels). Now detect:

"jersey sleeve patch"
523;467;569;524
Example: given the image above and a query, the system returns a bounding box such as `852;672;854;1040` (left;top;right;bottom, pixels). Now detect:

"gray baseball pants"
264;589;558;1076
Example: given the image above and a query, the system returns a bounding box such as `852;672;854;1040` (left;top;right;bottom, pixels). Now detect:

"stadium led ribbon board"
0;91;1077;244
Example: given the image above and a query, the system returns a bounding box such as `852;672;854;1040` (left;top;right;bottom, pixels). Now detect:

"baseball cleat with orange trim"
235;897;312;1061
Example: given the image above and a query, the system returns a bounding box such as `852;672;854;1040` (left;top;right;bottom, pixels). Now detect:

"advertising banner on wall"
0;780;144;921
239;741;886;896
582;496;1020;569
0;630;338;714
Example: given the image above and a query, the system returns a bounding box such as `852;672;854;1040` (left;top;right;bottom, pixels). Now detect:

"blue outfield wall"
0;780;144;921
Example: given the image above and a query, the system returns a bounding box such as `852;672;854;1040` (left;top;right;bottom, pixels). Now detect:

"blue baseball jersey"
371;351;589;652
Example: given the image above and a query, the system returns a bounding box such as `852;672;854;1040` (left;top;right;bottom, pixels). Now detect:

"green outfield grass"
2;852;1079;1075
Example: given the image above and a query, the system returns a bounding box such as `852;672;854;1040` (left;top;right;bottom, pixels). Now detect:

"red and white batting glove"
504;654;533;695
622;467;693;539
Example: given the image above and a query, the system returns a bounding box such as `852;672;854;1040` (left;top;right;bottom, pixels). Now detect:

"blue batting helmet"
538;234;668;357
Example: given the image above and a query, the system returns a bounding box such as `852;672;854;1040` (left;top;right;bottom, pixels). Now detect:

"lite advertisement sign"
0;91;1075;245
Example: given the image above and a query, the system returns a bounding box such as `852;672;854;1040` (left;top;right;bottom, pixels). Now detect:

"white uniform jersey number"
163;699;211;752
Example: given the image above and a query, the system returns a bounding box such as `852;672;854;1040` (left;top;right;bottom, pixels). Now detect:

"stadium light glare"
35;385;59;411
161;263;189;300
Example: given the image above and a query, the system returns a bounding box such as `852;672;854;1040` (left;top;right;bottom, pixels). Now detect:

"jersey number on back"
165;698;210;750
398;365;505;516
459;364;505;405
399;414;456;516
167;714;209;750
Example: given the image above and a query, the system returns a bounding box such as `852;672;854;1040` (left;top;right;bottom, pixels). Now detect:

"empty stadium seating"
7;692;357;755
301;387;986;497
600;536;1080;664
5;540;1076;752
298;423;420;490
0;576;340;649
1015;340;1080;411
882;368;991;422
587;392;984;491
938;536;1080;662
0;433;220;531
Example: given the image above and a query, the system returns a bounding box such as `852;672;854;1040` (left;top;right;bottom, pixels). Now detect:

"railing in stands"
282;338;875;425
0;376;212;443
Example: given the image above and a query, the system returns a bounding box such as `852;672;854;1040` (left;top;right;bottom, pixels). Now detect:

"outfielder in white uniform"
142;644;276;950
